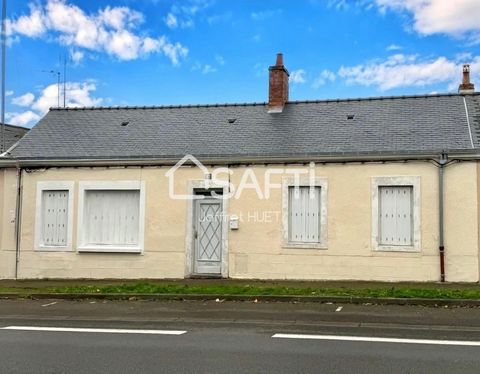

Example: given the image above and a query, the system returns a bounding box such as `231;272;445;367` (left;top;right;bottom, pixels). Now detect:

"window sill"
77;245;142;254
374;246;420;253
282;242;327;250
35;246;72;252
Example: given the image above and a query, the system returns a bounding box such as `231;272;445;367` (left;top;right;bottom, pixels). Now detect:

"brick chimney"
268;53;289;113
458;64;475;94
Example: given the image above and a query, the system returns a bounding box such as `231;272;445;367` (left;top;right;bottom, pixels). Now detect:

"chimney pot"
268;53;289;113
275;53;284;66
459;64;475;94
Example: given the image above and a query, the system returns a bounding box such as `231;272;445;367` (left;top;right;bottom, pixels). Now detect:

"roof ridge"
49;92;480;111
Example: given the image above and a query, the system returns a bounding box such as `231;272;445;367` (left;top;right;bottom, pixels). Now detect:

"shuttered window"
379;186;413;246
84;190;140;246
288;186;321;243
41;190;69;246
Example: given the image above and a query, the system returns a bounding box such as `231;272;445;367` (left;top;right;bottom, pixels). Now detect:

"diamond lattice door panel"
194;200;223;275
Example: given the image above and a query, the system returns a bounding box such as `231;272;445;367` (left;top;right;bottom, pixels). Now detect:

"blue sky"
5;0;480;127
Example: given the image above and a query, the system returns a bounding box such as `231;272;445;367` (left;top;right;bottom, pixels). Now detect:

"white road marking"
272;334;480;346
41;302;57;307
1;326;187;335
335;306;343;312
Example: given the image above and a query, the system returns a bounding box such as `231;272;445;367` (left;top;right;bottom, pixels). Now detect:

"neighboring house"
0;124;29;152
0;54;479;282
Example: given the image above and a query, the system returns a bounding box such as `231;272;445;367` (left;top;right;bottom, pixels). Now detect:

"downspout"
14;166;22;279
438;153;447;282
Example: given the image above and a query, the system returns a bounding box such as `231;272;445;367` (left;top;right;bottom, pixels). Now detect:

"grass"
0;282;480;299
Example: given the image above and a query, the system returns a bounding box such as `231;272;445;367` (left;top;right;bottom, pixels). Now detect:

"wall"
0;168;18;279
0;161;478;282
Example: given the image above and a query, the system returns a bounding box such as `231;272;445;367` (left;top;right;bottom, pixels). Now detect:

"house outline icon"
165;154;211;200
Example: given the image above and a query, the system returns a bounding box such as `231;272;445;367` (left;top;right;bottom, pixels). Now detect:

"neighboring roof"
6;93;480;162
1;124;29;152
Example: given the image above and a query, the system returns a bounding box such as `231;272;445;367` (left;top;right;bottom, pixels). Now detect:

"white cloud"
374;0;480;42
7;80;103;127
167;0;213;28
251;9;282;21
338;54;480;91
312;70;336;88
6;111;41;127
215;55;225;65
7;0;188;64
12;92;35;107
6;90;14;97
165;13;178;28
386;43;402;51
70;49;84;63
289;69;307;84
201;65;216;74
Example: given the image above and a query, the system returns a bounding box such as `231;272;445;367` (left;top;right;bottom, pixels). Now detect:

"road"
0;298;479;373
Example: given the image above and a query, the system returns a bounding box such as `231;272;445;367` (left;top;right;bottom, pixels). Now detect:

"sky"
4;0;480;127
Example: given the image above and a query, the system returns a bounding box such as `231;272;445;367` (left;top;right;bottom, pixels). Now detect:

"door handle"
194;230;198;239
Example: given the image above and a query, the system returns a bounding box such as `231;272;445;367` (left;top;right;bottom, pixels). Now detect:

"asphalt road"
0;299;479;373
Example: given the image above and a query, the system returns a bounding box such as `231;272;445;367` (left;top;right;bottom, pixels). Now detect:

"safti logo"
165;154;318;200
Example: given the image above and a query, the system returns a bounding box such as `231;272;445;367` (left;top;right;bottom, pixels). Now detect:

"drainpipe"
14;166;23;279
438;153;448;283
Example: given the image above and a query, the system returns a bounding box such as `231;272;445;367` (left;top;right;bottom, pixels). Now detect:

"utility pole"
1;0;6;153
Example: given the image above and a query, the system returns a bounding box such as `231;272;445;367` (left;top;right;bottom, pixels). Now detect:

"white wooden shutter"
41;190;69;246
379;186;413;246
289;186;321;243
84;190;140;246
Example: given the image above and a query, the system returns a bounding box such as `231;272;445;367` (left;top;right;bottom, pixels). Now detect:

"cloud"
6;111;41;127
386;43;402;51
165;13;178;29
7;0;188;64
251;9;282;21
7;80;103;127
374;0;480;42
12;92;35;107
167;0;214;28
338;53;480;91
202;65;217;74
312;70;336;88
6;90;14;97
70;49;84;63
215;55;225;65
289;69;307;84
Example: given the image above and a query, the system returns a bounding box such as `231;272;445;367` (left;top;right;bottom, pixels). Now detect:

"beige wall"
0;161;478;282
0;168;18;279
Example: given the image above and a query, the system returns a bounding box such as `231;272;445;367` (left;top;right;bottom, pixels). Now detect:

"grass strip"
1;283;480;299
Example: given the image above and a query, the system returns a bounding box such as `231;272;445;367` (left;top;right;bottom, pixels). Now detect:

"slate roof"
1;124;29;151
7;93;480;161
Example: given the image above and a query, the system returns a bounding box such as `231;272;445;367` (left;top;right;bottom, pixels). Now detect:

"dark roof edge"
0;123;30;130
48;92;480;112
2;149;480;167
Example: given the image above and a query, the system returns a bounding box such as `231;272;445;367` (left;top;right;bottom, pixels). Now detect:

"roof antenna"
1;0;6;153
63;53;67;108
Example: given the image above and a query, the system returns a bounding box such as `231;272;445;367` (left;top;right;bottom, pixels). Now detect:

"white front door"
193;198;223;275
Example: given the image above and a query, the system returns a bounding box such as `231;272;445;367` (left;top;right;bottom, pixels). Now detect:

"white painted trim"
463;96;475;149
371;176;421;252
185;180;229;277
77;181;146;253
34;181;75;252
2;326;186;335
271;334;480;346
282;177;328;249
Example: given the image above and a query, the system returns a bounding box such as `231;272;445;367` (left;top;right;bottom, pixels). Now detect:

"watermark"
165;154;318;200
197;211;281;224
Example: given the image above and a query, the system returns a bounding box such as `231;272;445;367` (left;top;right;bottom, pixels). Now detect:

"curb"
1;293;480;306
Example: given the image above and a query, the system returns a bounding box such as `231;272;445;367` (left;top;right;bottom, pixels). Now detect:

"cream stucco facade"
0;160;479;282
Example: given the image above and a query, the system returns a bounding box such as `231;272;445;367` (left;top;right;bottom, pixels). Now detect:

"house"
0;54;479;282
0;124;29;152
